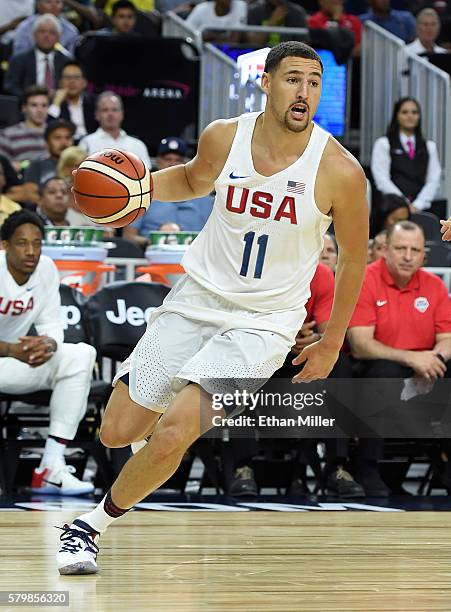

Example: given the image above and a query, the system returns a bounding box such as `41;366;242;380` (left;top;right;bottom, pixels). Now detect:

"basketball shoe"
130;435;151;455
31;464;94;496
56;519;99;575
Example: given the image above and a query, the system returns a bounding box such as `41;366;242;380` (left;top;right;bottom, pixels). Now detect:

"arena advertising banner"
76;35;200;155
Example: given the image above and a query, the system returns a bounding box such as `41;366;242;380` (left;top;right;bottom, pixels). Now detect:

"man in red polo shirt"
347;220;451;494
308;0;363;57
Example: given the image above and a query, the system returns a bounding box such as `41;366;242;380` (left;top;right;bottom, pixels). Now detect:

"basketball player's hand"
291;321;321;355
440;219;451;242
291;339;339;382
18;335;56;367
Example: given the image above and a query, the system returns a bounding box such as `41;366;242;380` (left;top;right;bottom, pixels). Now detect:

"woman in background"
371;97;441;214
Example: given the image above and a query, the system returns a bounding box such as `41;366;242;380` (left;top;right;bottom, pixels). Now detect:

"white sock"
76;492;131;534
40;437;66;469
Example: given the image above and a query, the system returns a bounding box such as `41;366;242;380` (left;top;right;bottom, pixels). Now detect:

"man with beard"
56;41;369;575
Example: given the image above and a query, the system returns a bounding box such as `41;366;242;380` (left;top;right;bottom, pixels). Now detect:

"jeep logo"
61;305;81;326
106;299;156;326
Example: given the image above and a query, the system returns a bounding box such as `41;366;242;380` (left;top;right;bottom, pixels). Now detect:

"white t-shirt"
405;38;448;55
0;0;34;44
186;0;247;32
0;251;65;345
78;128;151;168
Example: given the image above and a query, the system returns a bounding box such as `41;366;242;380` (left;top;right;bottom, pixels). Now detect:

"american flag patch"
287;180;305;194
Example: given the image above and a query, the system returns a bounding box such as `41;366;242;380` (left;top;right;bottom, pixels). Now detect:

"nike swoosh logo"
229;172;250;180
376;300;387;307
26;287;35;291
42;478;63;488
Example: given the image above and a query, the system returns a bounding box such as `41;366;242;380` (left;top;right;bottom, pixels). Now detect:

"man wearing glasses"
48;61;97;142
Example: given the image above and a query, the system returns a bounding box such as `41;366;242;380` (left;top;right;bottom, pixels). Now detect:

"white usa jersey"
182;112;332;313
0;251;65;345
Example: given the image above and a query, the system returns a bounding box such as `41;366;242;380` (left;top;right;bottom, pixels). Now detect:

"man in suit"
48;61;97;142
12;0;79;56
4;14;71;97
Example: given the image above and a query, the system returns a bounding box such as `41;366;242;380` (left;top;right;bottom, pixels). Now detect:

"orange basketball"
73;149;152;228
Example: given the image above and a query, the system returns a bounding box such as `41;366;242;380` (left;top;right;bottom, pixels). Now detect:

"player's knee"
99;423;132;448
150;424;188;462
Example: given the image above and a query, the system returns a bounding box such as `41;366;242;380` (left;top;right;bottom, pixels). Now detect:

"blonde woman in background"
57;146;86;223
57;146;115;238
56;146;93;227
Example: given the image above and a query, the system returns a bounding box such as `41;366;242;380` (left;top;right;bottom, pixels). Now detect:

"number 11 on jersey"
239;232;269;279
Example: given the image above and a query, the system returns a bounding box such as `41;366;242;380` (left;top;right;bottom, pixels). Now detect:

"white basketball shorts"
113;275;306;412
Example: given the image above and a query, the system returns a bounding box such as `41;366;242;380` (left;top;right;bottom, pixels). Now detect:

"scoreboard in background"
219;45;348;138
314;50;347;138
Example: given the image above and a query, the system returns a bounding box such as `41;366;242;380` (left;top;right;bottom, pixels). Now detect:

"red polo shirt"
349;258;451;350
308;11;362;46
305;263;334;325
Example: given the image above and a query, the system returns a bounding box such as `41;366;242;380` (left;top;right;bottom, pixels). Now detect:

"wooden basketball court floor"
1;510;451;611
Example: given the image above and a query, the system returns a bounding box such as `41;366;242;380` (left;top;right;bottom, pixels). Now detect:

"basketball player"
56;41;369;574
0;210;96;494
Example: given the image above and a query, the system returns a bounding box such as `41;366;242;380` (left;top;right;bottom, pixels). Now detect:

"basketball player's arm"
151;121;235;202
293;157;369;381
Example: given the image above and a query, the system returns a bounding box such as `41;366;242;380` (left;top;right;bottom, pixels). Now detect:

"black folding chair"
411;211;443;242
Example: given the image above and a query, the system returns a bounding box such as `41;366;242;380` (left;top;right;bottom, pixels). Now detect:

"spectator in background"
96;0;154;14
247;0;307;46
0;153;39;206
13;0;79;56
0;86;49;173
360;0;416;42
320;232;338;271
186;0;247;43
371;97;441;212
368;229;388;262
0;0;34;46
109;0;138;33
347;221;451;495
405;8;448;54
96;0;160;34
36;176;71;226
308;0;363;56
0;160;21;228
0;210;96;496
56;145;99;226
123;137;213;248
62;0;105;30
4;14;72;97
372;193;411;235
24;119;75;189
78;92;151;167
48;61;98;141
